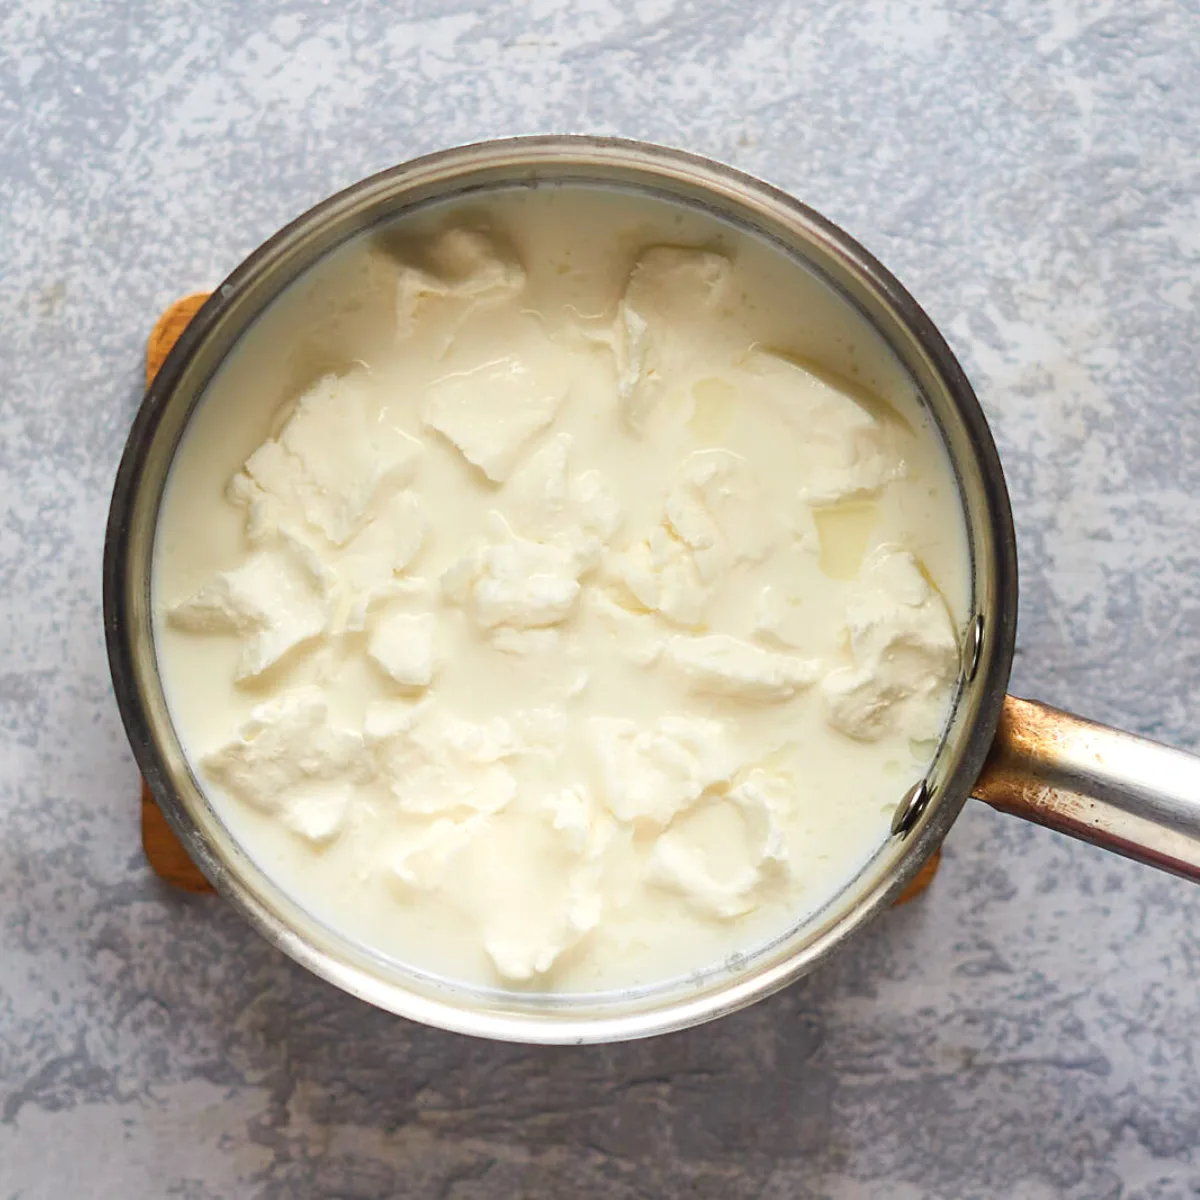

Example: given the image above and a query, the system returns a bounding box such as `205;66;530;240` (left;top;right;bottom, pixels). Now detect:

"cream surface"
153;186;970;993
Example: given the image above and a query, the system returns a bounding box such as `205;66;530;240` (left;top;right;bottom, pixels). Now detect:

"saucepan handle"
971;695;1200;880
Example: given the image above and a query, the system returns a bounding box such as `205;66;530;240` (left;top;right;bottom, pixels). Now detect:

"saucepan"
103;136;1200;1044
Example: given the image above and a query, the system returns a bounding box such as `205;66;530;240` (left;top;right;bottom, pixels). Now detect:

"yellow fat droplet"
814;497;879;580
689;376;738;442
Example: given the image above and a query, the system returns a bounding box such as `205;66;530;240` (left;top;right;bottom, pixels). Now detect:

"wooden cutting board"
139;294;942;904
143;293;214;892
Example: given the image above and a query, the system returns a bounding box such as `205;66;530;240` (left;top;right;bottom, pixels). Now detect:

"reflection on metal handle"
972;696;1200;882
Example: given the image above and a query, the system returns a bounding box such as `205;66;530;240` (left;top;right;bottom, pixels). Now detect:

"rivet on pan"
965;614;985;683
891;779;931;837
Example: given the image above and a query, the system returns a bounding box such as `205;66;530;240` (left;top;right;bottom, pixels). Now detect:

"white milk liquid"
153;185;970;993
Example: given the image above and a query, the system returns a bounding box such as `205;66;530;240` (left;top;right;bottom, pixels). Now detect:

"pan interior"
111;140;1014;1042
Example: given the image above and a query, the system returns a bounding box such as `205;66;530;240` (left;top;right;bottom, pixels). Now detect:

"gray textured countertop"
4;2;1200;1196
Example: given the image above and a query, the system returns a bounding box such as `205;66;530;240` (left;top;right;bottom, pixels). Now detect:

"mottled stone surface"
3;1;1200;1196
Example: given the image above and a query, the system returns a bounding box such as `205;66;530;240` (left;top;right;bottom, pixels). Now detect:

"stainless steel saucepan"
103;136;1200;1044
